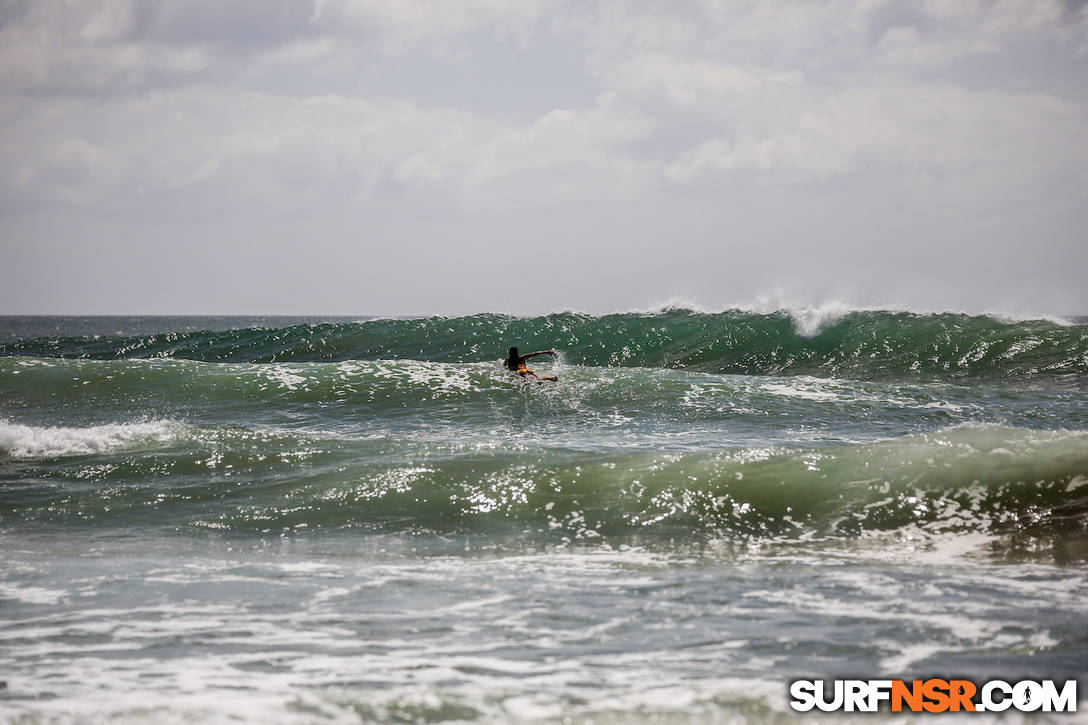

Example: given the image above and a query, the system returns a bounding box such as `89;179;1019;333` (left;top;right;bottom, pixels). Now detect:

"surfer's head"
508;346;518;359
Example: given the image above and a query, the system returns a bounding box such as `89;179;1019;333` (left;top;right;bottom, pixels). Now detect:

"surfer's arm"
521;350;555;359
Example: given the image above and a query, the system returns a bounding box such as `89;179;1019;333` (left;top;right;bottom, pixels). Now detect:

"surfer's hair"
508;346;518;357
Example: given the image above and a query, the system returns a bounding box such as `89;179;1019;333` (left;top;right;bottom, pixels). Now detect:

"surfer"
505;346;558;382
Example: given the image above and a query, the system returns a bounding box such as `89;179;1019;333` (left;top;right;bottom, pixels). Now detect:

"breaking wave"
0;418;186;459
2;309;1084;386
3;419;1086;547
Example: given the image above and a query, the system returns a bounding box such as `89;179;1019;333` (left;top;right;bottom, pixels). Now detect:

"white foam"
984;310;1076;326
0;418;186;458
0;582;67;605
741;296;885;337
624;296;1080;337
785;302;855;338
259;366;308;391
628;296;875;337
370;359;485;394
760;379;841;401
624;296;715;314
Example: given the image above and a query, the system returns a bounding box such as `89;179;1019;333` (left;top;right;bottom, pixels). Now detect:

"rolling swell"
1;309;1085;386
2;418;1086;550
3;313;1086;557
4;356;1086;441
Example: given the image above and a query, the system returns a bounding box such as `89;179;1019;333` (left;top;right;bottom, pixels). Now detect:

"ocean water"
1;309;1087;723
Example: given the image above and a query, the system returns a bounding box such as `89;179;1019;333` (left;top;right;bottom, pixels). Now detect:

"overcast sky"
1;0;1086;316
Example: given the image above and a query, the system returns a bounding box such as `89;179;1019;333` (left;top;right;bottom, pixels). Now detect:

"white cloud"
1;0;1086;313
2;87;659;211
3;0;1085;207
311;0;558;49
664;83;1087;193
465;93;655;200
599;54;803;108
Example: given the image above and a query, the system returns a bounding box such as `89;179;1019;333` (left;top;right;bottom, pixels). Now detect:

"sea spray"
0;418;187;459
3;309;1084;387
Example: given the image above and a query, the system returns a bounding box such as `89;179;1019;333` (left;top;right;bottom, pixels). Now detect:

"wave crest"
0;419;185;459
1;309;1085;386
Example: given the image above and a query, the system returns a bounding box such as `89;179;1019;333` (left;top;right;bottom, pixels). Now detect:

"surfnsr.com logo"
789;679;1077;713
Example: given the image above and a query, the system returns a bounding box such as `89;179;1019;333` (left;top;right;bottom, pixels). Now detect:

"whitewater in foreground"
1;310;1087;723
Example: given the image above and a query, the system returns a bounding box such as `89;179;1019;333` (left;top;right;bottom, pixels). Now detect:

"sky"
1;0;1086;316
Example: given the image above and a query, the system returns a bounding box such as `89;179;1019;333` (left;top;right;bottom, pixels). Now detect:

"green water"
1;311;1086;722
